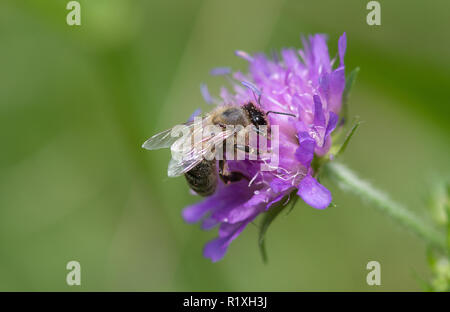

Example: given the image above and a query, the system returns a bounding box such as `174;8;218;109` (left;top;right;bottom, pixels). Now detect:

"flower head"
183;33;347;262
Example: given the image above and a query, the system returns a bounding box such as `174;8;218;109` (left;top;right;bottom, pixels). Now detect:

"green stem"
325;162;447;253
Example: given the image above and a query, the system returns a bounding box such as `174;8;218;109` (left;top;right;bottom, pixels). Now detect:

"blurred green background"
0;0;449;291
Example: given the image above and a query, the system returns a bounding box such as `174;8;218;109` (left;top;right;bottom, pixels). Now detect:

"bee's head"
242;102;268;127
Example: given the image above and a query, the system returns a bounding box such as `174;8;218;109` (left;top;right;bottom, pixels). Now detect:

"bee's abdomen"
184;160;217;197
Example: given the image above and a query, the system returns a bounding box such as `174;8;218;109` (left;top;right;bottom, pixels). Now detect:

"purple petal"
187;108;202;122
204;220;251;262
200;83;213;104
210;67;231;76
203;237;228;262
220;86;232;103
182;181;250;223
302;34;331;75
212;190;265;224
319;73;330;102
325;112;338;138
271;49;280;63
218;222;243;238
295;132;316;168
297;175;331;209
313;34;331;73
249;54;272;81
241;81;261;96
201;216;219;230
281;48;300;69
270;179;292;193
182;200;212;224
292;94;312;123
313;95;326;127
235;50;254;62
301;34;331;75
328;67;346;113
313;111;338;156
223;220;251;245
314;135;332;156
338;32;347;66
267;180;295;210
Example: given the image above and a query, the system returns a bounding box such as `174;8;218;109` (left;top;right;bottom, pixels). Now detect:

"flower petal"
201;216;219;230
212;189;266;224
297;175;331;209
270;179;292;193
328;67;346;113
313;95;326;128
182;200;212;224
187;108;202;122
200;83;213;104
218;221;243;238
210;67;231;76
182;181;250;223
338;32;347;66
204;219;251;262
325;112;339;138
281;48;300;70
295;132;316;168
235;50;254;62
203;237;228;262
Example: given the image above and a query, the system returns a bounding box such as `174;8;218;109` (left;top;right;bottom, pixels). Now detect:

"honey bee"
142;102;295;196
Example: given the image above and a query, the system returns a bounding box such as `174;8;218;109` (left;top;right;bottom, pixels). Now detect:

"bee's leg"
218;160;230;178
219;160;249;184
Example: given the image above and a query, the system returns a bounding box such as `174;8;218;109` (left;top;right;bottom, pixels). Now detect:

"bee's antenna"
257;89;262;106
266;111;297;118
241;81;262;107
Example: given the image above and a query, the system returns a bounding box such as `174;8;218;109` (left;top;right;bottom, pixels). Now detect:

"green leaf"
258;196;291;263
341;67;360;124
343;67;360;104
335;119;360;158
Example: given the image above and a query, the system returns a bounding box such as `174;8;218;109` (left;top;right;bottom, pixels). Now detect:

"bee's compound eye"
253;115;266;126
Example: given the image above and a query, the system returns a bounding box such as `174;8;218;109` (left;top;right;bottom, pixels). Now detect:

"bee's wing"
141;121;196;150
167;127;237;177
167;158;203;177
142;114;214;150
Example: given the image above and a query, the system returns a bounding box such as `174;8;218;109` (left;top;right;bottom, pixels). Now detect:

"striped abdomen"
184;160;217;196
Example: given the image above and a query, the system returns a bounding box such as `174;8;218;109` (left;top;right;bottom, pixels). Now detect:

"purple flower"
184;33;347;262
